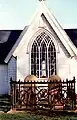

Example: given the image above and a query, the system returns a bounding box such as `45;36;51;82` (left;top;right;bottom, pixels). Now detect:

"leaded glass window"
31;32;56;78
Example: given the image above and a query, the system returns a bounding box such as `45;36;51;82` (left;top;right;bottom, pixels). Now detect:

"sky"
0;0;77;29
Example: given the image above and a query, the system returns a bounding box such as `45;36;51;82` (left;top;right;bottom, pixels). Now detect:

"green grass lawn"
0;111;77;120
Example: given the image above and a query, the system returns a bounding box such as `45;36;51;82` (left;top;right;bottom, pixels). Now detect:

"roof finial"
39;0;45;1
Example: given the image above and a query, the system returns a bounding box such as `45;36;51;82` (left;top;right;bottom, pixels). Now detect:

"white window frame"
30;31;56;78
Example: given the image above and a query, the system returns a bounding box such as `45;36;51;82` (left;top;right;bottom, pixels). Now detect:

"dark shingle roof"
0;30;22;64
0;29;77;64
65;29;77;47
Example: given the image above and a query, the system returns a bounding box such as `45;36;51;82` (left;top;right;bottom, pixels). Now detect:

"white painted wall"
0;56;17;95
57;47;70;80
1;2;77;95
14;18;71;82
16;39;69;79
13;11;77;92
8;56;17;94
8;56;17;81
0;65;8;94
69;58;77;93
17;53;29;81
16;39;77;92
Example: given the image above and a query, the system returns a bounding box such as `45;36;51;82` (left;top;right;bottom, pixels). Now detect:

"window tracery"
31;32;56;78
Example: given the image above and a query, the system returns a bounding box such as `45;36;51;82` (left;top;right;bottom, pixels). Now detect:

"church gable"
4;0;77;63
1;0;77;94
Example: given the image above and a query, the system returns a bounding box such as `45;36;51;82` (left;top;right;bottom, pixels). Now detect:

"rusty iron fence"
10;77;76;111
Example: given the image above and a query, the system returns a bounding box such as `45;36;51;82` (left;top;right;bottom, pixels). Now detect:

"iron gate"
10;77;76;111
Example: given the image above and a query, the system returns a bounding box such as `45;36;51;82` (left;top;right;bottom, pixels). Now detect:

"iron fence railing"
10;77;76;111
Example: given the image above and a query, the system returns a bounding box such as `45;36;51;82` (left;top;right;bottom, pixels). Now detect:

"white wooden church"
0;0;77;95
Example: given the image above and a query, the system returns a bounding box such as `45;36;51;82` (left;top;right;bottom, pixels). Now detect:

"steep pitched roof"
4;0;77;62
65;29;77;47
0;29;77;64
0;30;22;64
0;1;77;64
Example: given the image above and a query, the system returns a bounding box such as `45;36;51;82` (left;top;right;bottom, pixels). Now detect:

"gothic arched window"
31;32;56;78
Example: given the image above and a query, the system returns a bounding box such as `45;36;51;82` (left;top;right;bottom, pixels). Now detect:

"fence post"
73;77;76;110
10;78;13;109
18;79;20;104
71;78;74;110
48;81;50;110
66;78;68;98
34;81;36;109
13;81;16;109
31;80;33;108
10;78;15;109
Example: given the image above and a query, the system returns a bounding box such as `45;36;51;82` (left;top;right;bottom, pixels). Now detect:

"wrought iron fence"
10;77;76;111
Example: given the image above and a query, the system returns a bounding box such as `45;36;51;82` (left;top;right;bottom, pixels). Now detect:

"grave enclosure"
10;77;76;111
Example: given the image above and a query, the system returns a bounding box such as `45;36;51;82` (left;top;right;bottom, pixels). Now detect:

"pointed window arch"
31;32;56;78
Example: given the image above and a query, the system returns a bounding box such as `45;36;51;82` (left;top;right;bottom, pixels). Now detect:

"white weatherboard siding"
8;56;17;81
0;65;8;94
8;56;17;94
2;1;77;94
